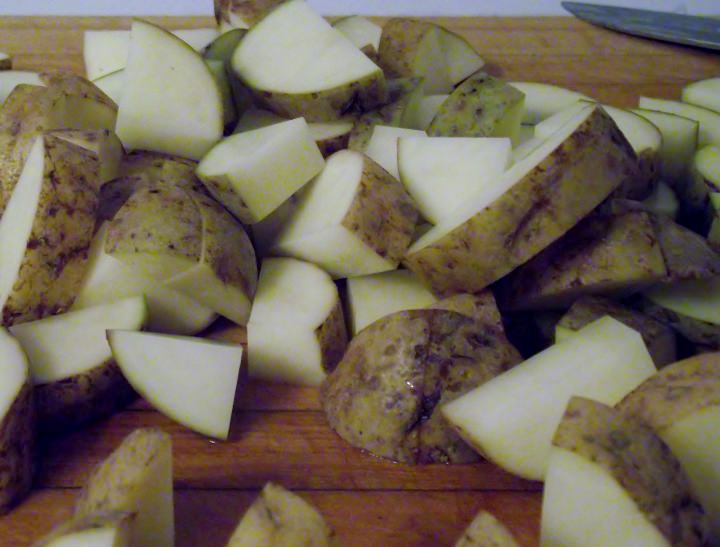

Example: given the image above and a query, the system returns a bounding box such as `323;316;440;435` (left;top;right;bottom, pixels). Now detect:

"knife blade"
562;2;720;51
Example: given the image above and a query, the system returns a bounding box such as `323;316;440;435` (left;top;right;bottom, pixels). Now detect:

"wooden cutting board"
0;15;718;547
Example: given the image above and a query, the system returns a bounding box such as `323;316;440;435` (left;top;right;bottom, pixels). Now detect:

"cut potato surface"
364;125;426;180
645;276;720;325
33;511;134;547
109;330;242;439
442;317;656;480
510;81;591;124
639;96;720;148
682;77;720;114
455;510;520;547
0;70;42;103
116;20;223;160
197;117;325;223
232;0;385;120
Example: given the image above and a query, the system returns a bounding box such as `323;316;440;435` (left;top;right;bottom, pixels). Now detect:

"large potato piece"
322;308;521;464
0;135;99;325
404;105;636;295
497;210;667;310
47;128;123;188
226;482;340;547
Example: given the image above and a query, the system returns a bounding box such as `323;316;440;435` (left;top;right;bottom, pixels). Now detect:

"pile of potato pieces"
0;0;719;544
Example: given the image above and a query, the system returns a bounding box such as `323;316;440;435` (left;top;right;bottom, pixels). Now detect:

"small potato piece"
454;511;520;547
430;291;504;331
214;0;284;31
32;510;134;547
48;128;123;188
651;213;720;282
322;308;520;464
226;482;340;547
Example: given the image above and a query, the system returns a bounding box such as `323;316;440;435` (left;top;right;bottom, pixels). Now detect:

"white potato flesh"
398;136;511;224
73;223;216;336
541;447;670;547
441;29;485;86
346;269;437;335
333;15;382;51
442;317;656;480
632;108;699;181
116;20;223;160
247;257;339;386
308;120;354;142
109;330;242;440
408;94;448;130
0;70;42;103
197;118;325;223
411;104;595;252
510;81;592;124
45;527;126;547
644;277;720;325
639;96;720;148
233;108;287;133
364;125;427;179
533;101;591;139
0;329;29;421
93;70;125;105
232;0;380;94
695;145;720;184
660;406;720;543
0;138;45;313
10;297;147;385
84;28;220;80
600;104;661;155
271;150;397;278
682;77;720;114
642;181;679;219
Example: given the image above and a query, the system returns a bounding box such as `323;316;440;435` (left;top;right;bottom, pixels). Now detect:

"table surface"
0;15;719;547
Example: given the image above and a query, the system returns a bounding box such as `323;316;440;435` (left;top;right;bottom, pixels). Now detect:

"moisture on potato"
322;308;521;464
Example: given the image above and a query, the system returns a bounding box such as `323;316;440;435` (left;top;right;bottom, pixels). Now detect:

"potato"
47;128;123;189
454;511;520;547
32;510;134;547
226;482;340;547
322;308;521;464
75;428;174;547
496;210;667;310
213;0;284;31
404;106;637;295
426;72;525;142
118;150;197;182
0;380;34;515
555;295;677;368
0;134;99;325
431;290;504;330
39;71;117;109
544;396;707;546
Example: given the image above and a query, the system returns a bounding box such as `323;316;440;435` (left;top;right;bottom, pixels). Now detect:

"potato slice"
404;105;636;295
442;317;656;480
247;257;347;386
0;135;99;325
555;296;676;369
496;210;667;310
116;20;223;160
197;118;325;223
272;150;418;278
407;93;448;131
618;353;720;543
232;0;386;121
682;77;720;113
651;213;720;282
333;16;382;56
454;511;519;547
639;96;720;148
226;482;339;546
377;18;483;94
32;511;134;547
509;81;591;125
75;428;173;547
427;72;525;143
542;397;707;547
213;0;284;31
364;125;426;180
48;129;123;188
322;308;521;464
0;328;34;514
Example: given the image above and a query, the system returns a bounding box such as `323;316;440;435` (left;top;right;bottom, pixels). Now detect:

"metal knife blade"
562;2;720;51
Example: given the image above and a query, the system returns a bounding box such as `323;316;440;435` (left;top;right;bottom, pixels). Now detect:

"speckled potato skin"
403;107;637;295
119;150;198;182
641;298;720;349
3;135;99;325
557;295;677;368
214;0;284;28
39;71;118;109
347;77;423;151
426;72;524;137
322;309;521;464
612;148;659;201
249;70;387;123
554;397;708;546
651;214;720;282
342;155;419;267
496;211;667;311
36;360;136;434
315;299;348;375
454;511;520;547
0;381;35;515
618;352;720;431
377;18;436;78
430;291;504;335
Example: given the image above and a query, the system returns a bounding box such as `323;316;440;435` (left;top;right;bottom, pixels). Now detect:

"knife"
562;2;720;51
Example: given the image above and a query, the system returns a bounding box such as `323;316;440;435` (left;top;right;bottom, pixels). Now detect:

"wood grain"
0;14;718;547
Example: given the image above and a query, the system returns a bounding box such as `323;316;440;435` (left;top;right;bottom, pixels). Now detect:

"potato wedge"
32;510;134;547
47;128;123;189
214;0;284;31
322;308;520;464
454;511;520;547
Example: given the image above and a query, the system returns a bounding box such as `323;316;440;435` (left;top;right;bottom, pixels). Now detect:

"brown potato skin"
0;380;35;515
404;107;637;295
641;297;720;349
554;397;707;546
651;214;720;282
315;299;348;375
39;71;118;110
617;352;720;431
557;295;677;368
322;308;520;464
430;291;504;332
377;18;436;79
496;211;667;311
36;360;136;434
214;0;284;28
